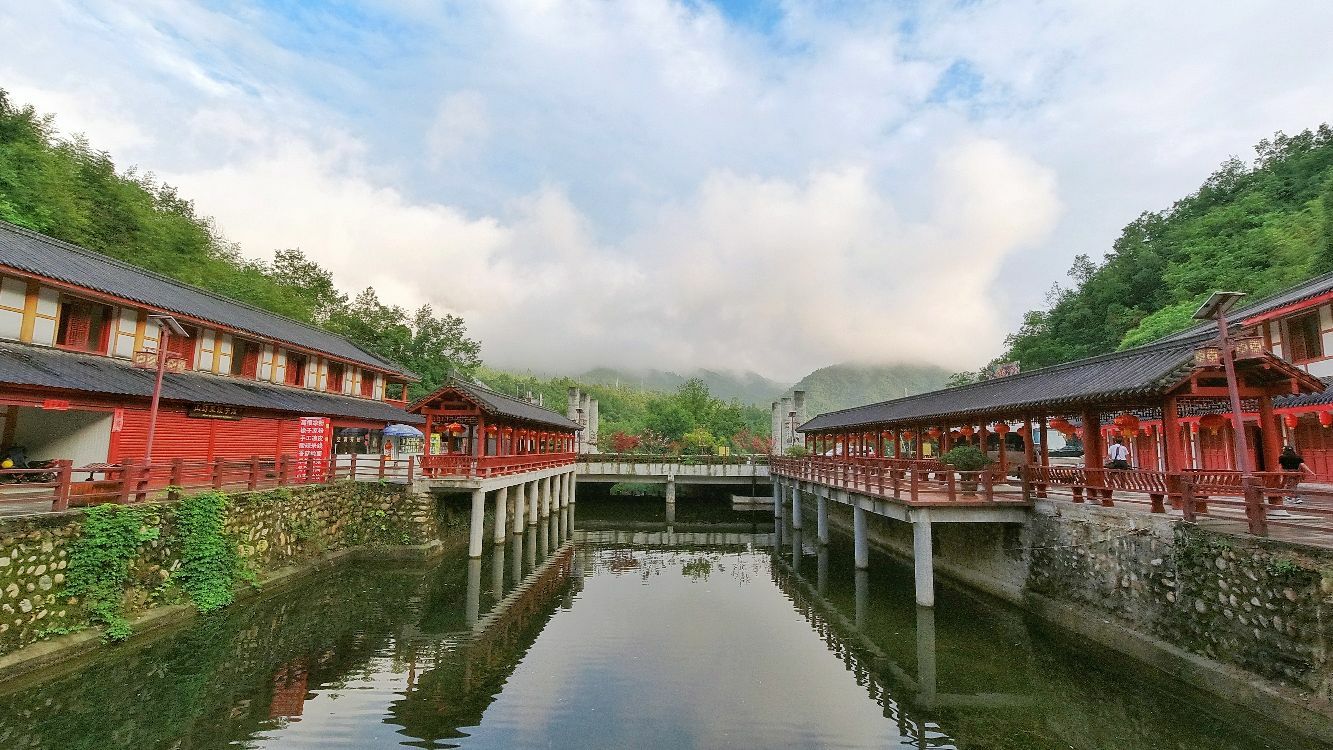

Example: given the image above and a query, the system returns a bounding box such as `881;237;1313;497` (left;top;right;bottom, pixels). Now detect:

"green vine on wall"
170;491;255;613
64;505;160;641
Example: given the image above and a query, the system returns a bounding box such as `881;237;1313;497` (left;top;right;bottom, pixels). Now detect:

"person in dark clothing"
1278;446;1315;504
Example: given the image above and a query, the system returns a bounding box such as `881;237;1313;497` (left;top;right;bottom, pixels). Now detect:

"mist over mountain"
576;367;785;407
783;362;953;418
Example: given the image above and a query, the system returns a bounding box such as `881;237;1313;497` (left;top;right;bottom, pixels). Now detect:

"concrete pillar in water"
540;476;552;518
791;527;802;575
465;557;482;628
539;510;549;557
493;485;509;545
510;532;523;586
526;481;539;525
665;498;676;527
525;525;536;572
791;482;803;529
554;471;565;510
854;568;869;630
853;503;869;570
817;544;828;595
911;509;935;607
512;481;527;535
569;471;578;504
816;495;829;545
468;488;486;558
492;540;506;599
774;480;785;523
916;606;937;708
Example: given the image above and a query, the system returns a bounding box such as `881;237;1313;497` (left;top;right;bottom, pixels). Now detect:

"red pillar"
1162;397;1184;473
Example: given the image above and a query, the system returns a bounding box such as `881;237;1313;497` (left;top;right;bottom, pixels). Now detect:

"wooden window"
231;339;260;378
1286;311;1323;363
285;352;308;386
55;298;112;353
327;363;345;393
165;325;196;370
359;371;375;398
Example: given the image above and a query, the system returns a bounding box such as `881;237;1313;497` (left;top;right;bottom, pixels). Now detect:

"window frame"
1285;310;1324;364
54;296;113;354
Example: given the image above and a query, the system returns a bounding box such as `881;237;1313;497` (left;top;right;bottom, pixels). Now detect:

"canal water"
0;495;1326;749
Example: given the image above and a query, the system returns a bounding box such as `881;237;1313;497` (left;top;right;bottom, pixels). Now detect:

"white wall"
0;276;26;340
12;408;113;465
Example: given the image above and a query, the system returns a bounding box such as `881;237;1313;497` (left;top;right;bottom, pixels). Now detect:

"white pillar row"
468;488;486;558
816;495;829;545
569;471;578;504
512;481;527;534
791;482;803;529
540;476;552;517
493;485;509;544
491;540;506;598
911;509;935;607
562;471;572;508
771;476;781;515
526;481;539;525
852;503;868;570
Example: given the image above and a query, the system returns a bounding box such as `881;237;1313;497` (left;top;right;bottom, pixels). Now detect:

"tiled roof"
0;220;412;376
1157;271;1333;344
800;336;1209;431
0;342;421;424
410;376;582;431
1274;378;1333;410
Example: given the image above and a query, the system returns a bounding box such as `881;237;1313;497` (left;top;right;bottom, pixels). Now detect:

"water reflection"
0;496;1325;750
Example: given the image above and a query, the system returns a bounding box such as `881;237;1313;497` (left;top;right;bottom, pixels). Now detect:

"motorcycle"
0;446;59;484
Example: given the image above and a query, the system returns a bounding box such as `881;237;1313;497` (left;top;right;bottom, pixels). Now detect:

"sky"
2;1;1332;383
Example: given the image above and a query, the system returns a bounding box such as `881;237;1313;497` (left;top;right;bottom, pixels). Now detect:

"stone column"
771;401;782;455
911;508;934;607
588;399;599;452
791;482;803;529
665;475;676;506
854;569;869;630
580;392;591;453
793;390;806;448
525;525;536;572
526;480;539;525
569;471;578;504
493;485;509;545
853;503;868;570
780;396;793;451
510;532;523;585
468;488;486;558
512;481;526;534
771;477;781;517
538;509;549;557
816;494;829;545
491;540;506;599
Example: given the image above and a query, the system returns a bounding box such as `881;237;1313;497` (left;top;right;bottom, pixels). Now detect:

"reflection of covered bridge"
388;543;578;745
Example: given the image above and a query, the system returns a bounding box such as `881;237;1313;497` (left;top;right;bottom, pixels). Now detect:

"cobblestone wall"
0;482;454;655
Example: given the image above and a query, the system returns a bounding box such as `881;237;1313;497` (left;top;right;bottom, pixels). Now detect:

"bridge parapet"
576;454;770;484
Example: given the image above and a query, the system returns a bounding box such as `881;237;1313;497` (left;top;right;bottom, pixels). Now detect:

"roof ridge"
0;219;406;374
455;375;572;420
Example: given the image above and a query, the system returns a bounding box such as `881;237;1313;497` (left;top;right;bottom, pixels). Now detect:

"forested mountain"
784;362;953;417
1000;126;1333;371
0;90;481;398
576;367;785;407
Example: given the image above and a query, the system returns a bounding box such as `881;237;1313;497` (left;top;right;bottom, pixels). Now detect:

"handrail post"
983;467;994;502
350;452;359;481
118;459;137;504
212;458;224;489
946;470;956;501
910;466;919;503
407;454;415;483
1180;474;1197;522
378;453;387;480
249;455;260;491
168;457;185;502
1243;476;1268;536
52;459;73;512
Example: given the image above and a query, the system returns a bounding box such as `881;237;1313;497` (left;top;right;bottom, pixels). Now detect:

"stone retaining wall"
0;482;456;655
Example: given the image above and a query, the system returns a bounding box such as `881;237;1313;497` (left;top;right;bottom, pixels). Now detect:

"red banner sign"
40;399;70;411
293;416;331;481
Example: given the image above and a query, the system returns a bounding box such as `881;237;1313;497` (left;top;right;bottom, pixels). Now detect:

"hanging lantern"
927;427;942;439
1016;424;1029;434
1283;413;1300;429
993;422;1011;435
959;426;974;438
1199;414;1228;434
1320;412;1333;428
949;430;962;440
1049;418;1071;432
881;429;895;440
902;431;916;441
485;425;499;435
1113;413;1140;436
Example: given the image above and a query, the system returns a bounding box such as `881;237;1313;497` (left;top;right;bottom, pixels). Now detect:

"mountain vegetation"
577;367;785;408
785;362;953;416
993;126;1333;373
0;90;480;398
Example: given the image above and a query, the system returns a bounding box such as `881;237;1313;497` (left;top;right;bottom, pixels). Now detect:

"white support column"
493;485;509;544
468;488;486;558
491;540;506;598
665;476;676;505
540;476;552;518
510;533;523;584
512;481;526;534
465;557;482;628
525;525;536;570
854;569;869;630
853;503;868;570
791;482;803;529
569;471;577;504
538;510;549;557
912;509;935;607
816;495;829;545
771;479;781;517
527;480;539;525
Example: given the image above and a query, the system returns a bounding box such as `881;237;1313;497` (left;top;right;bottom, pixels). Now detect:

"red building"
410;377;579;478
0;221;419;470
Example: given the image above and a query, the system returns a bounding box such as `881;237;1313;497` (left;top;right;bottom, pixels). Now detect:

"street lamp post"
143;314;188;464
1193;292;1265;535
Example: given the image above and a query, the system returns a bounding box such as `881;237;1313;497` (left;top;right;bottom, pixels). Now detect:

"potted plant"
941;445;993;495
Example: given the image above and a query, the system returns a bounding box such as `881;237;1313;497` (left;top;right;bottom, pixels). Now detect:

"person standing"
1278;445;1315;504
1106;436;1130;470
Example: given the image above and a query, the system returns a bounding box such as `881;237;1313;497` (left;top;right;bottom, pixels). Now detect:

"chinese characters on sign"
294;416;331;481
132;349;188;374
188;403;242;420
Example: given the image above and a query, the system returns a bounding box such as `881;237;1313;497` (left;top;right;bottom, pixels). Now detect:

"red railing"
773;456;1333;541
770;456;1023;505
418;452;576;479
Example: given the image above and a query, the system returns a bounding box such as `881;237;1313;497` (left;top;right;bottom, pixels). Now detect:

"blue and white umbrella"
383;423;424;438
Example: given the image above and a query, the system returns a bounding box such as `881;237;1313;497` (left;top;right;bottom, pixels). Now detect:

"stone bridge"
575;454;771;487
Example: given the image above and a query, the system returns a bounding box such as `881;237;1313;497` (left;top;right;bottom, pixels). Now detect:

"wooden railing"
579;453;770;466
418;452;576;479
773;456;1333;540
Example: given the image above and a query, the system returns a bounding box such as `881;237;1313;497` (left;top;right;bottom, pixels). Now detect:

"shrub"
941;445;992;471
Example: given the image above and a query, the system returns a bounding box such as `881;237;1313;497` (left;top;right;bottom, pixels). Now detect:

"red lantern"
959;426;974;438
446;422;466;435
485;425;499;435
1113;413;1140;436
902;431;916;441
1320;412;1333;428
1283;413;1300;429
993;422;1011;435
1049;418;1071;432
927;427;942;439
1199;414;1228;434
882;429;895;439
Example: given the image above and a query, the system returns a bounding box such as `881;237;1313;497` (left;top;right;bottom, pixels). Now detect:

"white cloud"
2;0;1332;383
